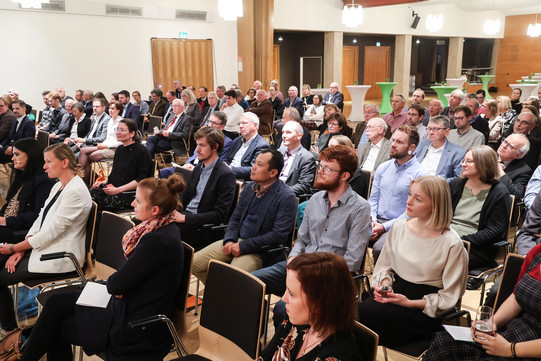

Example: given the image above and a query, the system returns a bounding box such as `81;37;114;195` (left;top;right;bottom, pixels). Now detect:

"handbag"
0;329;22;361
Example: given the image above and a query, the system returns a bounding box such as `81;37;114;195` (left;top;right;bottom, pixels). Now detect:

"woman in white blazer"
0;143;91;335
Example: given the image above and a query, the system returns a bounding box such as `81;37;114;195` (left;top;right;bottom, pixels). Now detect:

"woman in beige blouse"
357;175;468;348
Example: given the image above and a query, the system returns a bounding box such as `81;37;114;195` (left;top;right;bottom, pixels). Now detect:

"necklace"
299;328;323;356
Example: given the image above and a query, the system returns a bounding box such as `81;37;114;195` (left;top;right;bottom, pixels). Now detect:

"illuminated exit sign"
179;32;188;39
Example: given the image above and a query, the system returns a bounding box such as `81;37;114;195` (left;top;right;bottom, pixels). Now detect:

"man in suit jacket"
62;102;91;144
247;89;273;136
496;133;533;200
274;108;311;150
224;112;270;180
282;86;304;118
192;148;298;283
323;81;344;112
0;96;16;144
143;89;167;132
415;115;465;182
73;98;111;151
49;99;74;143
82;90;94;117
199;92;219;128
357;117;392;172
146;99;191;157
441;89;465;129
352;104;383;147
197;86;209;112
174;127;237;251
0;100;36;163
506;110;541;171
278;121;316;196
44;92;67;134
118;90;141;125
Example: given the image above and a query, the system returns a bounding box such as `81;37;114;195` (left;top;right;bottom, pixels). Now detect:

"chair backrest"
198;260;265;361
494;253;525;312
148;115;163;130
171;242;194;338
94;211;134;279
354;321;379;361
83;202;98;275
37;130;50;150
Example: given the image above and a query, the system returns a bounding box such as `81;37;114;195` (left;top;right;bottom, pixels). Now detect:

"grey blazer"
415;140;466;182
85;113;111;145
356;137;391;171
278;146;316;196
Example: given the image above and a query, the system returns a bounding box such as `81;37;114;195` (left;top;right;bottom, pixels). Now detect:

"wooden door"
342;46;359;102
273;44;280;86
364;46;391;99
151;38;214;91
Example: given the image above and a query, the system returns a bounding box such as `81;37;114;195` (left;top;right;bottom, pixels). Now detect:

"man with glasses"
352;104;388;147
323;82;344;111
369;125;427;261
405;104;427;140
476;89;486;105
282;86;304;118
447;105;485;151
496;133;532;200
145;99;191;157
357;117;391;172
415;115;465;182
442;89;466;128
507;109;541;170
71;98;111;156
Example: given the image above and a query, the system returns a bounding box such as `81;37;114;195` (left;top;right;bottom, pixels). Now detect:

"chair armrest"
129;314;169;328
129;314;188;358
437;308;471;326
40;252;86;284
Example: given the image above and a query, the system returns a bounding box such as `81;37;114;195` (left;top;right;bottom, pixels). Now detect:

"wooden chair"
493;253;525;311
354;321;379;361
144;115;163;139
36;130;50;150
132;260;266;361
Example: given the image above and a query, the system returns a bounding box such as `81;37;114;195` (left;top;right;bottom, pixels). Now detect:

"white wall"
0;0;238;109
274;0;505;39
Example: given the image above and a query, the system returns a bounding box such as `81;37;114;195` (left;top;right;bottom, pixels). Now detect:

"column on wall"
324;32;343;88
393;34;412;97
447;37;464;79
237;0;274;92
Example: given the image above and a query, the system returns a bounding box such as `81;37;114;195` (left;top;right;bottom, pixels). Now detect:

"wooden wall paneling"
495;14;541;94
237;0;255;93
151;39;214;93
254;0;274;88
364;46;390;99
342;46;359;101
273;44;280;85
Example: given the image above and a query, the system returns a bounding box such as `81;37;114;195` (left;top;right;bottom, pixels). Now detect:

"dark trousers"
0;252;72;331
145;135;171;157
20;292;81;361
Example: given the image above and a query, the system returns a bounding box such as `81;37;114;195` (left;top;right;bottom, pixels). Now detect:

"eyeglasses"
454;116;467;121
427;127;446;132
461;159;475;165
317;165;342;174
407;113;419;117
208;120;222;126
515;119;533;126
328;122;340;127
501;138;519;151
366;125;382;130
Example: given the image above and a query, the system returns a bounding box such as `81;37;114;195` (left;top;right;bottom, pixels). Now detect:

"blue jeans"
251;260;287;297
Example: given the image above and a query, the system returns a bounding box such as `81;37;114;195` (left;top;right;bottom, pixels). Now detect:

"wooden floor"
0;96;500;360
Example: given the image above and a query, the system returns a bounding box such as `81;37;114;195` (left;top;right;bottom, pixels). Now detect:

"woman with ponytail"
19;175;186;361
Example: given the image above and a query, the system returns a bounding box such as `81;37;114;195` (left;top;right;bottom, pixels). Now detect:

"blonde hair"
44;143;83;177
329;135;353;149
409;176;452;231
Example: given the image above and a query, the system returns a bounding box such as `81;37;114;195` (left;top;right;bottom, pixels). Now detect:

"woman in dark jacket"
19;175;186;361
449;145;511;279
0;138;54;242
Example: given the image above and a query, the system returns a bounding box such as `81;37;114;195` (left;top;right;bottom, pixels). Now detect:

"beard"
390;148;408;159
314;175;341;191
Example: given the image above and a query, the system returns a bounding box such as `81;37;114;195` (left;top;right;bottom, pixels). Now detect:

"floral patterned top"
259;321;363;361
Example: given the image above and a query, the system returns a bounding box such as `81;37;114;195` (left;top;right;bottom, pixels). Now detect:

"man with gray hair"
353;104;389;147
442;89;465;128
283;86;304;118
383;94;407;133
323;81;344;111
55;86;73;108
415;115;466;181
246;89;273;136
274;108;311;150
357;117;391;172
200;91;220;127
145;98;191;157
224;112;270;180
496;133;532;200
407;88;430;126
278;120;316;196
429;99;444;119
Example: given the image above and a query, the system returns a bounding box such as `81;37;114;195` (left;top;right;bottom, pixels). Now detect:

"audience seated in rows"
357;117;391;172
406;88;430;126
508;108;541;170
0;100;36;164
63;102;91;146
300;94;325;131
496;133;532;200
442;89;465;128
405;103;428;140
199;91;220;128
70;98;111;158
274;108;311;150
246;89;273;136
323;82;344;112
466;97;489;143
447;105;485;151
312;113;348;155
118;90;141;126
268;85;283;119
283;86;304;119
49;99;73;144
352;104;387;147
192;148;297;284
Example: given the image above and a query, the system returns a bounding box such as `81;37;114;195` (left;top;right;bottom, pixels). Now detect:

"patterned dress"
259;321;363;361
424;244;541;361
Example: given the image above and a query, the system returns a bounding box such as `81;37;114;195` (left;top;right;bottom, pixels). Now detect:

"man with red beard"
252;145;372;296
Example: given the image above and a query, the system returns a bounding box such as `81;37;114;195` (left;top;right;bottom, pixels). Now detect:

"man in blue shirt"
369;124;427;260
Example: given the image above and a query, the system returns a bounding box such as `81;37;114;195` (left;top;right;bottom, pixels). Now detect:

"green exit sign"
179;32;188;39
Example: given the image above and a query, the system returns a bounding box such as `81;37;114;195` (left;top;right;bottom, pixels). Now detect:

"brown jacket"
247;99;273;136
0;109;17;144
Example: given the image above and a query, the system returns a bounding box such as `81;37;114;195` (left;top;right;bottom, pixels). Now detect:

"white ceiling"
416;0;541;16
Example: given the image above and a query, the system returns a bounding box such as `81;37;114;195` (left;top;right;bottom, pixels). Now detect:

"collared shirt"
420;141;445;176
15;116;24;132
164;113;182;132
369;156;428;231
525;165;541;208
358;130;369;147
447;127;485;151
231;133;257;167
416;123;428;140
102;116;123;148
70;114;85;139
289;186;372;272
186;157;218;213
362;138;383;171
279;144;302;181
253;179;277;198
383;110;407;133
87;113;105;139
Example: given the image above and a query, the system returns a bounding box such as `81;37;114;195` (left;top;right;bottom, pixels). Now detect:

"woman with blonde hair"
301;84;314;107
328;134;353;149
483;99;501;149
0;143;92;336
496;95;518;136
180;88;201;126
357;175;468;348
449;145;511;288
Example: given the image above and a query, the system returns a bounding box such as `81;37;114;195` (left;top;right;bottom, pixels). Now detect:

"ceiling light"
353;38;357;43
218;0;243;21
483;18;501;35
426;12;443;32
12;0;49;9
342;1;363;28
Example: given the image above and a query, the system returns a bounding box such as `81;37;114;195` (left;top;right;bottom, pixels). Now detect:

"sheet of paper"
443;325;474;342
76;282;111;308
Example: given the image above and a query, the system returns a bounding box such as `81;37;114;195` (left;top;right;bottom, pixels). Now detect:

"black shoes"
466;277;483;290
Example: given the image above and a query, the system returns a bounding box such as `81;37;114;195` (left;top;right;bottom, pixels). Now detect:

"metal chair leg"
262;294;271;347
194;280;200;315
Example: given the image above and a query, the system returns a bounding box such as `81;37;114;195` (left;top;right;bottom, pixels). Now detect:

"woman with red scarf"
18;175;185;361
